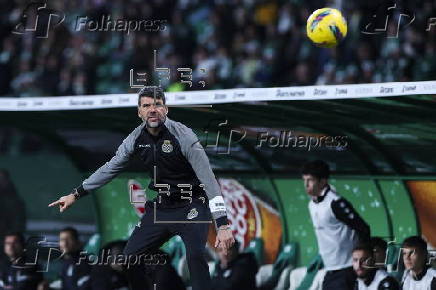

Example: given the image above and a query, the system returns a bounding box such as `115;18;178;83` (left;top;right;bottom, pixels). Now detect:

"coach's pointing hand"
48;193;76;212
215;225;235;255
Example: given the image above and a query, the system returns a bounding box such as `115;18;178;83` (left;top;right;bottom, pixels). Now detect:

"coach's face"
352;250;372;278
302;174;326;197
138;96;168;128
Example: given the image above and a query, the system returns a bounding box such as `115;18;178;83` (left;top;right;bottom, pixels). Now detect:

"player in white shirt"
352;243;399;290
401;236;436;290
302;160;371;290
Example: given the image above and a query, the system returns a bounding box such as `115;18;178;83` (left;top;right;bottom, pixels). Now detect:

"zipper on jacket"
152;136;158;189
153;142;157;165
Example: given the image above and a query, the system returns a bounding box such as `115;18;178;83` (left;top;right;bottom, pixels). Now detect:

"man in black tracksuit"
58;227;92;290
49;87;235;290
0;233;44;290
211;241;258;290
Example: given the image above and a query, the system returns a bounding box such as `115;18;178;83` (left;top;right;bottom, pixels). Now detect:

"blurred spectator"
59;227;92;290
401;236;436;289
0;232;46;290
0;170;26;247
370;237;388;267
0;0;435;97
211;240;258;290
90;241;128;290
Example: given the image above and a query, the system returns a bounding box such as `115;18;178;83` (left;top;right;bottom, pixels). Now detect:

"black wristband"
215;216;229;228
73;185;89;200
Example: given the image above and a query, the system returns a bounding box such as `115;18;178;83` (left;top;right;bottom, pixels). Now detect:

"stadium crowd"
0;0;435;97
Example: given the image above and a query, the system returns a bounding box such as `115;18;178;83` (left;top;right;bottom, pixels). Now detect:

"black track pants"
123;198;213;290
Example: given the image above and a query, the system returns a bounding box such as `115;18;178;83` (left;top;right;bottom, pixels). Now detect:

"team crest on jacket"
187;208;198;220
162;140;173;153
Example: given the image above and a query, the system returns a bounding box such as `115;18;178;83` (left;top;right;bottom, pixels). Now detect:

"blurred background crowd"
0;0;435;98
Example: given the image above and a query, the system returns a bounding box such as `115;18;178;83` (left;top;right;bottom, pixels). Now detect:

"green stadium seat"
243;237;264;266
256;264;274;288
161;236;189;284
83;233;101;256
276;265;293;290
386;242;404;281
161;235;186;267
273;243;298;276
289;267;307;290
295;254;324;290
257;242;298;289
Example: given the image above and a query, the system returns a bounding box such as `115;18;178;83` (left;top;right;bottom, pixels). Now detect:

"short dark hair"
137;87;166;106
353;243;374;255
5;232;26;246
60;227;79;241
301;160;330;179
402;236;428;254
371;237;388;252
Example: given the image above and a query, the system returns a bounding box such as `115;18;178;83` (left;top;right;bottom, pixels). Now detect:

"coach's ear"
137;109;144;121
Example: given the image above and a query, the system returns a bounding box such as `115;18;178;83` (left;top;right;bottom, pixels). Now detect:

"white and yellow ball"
306;8;347;48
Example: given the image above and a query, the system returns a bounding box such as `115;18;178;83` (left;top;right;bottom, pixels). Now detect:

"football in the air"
306;8;347;48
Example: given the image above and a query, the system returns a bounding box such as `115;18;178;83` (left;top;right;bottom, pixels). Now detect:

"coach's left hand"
215;225;235;254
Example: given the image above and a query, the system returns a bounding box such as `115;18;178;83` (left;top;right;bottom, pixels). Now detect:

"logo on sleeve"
162;140;173;153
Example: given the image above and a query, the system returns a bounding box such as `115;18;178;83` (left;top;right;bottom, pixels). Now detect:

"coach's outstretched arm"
48;124;144;212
